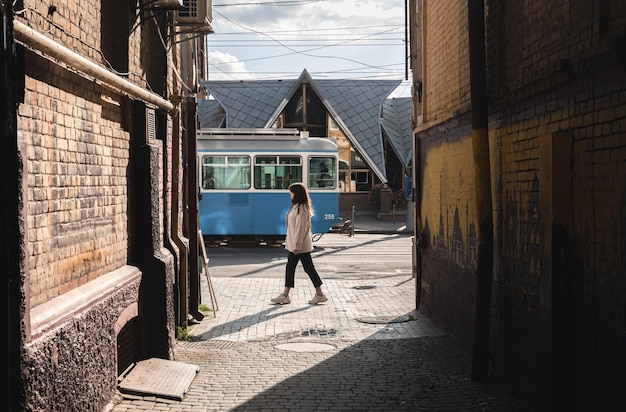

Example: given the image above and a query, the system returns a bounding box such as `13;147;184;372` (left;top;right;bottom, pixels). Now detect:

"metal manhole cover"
274;342;336;352
356;313;416;324
353;285;377;290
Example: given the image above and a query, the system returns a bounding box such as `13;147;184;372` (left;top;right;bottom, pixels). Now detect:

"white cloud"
208;0;407;80
206;50;253;80
217;0;403;32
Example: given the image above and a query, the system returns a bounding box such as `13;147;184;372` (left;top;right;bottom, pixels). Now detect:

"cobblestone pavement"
107;271;537;411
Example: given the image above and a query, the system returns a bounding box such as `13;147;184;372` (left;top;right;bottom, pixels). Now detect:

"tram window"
254;155;302;189
310;157;336;189
202;155;250;189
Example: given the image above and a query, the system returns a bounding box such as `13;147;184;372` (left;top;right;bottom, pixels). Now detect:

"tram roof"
197;128;338;153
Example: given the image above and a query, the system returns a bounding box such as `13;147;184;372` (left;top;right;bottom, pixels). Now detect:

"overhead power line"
215;0;329;6
212;24;403;35
207;2;407;80
212;10;401;70
209;43;401;47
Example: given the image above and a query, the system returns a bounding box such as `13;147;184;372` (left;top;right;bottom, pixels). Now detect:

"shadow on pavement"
215;333;537;411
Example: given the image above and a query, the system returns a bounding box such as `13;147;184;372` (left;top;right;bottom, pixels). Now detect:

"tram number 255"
324;214;336;220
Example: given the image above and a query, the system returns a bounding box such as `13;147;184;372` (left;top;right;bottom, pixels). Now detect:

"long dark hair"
289;182;313;217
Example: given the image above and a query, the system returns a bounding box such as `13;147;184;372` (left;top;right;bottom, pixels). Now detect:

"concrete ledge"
29;265;141;339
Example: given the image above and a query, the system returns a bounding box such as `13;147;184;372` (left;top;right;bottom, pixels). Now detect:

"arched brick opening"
115;303;140;376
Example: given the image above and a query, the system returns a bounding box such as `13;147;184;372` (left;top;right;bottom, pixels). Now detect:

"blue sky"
205;0;411;95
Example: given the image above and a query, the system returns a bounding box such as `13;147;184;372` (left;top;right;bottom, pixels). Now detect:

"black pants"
285;251;323;288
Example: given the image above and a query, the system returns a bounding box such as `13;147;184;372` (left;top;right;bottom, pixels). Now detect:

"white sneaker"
308;294;328;304
271;294;291;304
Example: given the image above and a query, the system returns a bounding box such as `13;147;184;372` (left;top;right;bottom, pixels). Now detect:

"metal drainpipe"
170;113;189;326
413;129;422;306
413;0;425;309
186;98;203;321
468;0;494;381
12;20;174;114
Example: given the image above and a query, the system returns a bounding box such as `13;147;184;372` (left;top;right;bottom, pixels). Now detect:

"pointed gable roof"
199;79;297;128
381;97;413;167
198;70;402;182
313;78;401;182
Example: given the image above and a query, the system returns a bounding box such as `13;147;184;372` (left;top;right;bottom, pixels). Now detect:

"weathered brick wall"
415;0;478;345
20;59;130;306
494;62;626;408
487;0;626;406
18;0;145;306
415;0;626;408
15;1;180;410
492;69;626;409
417;122;479;345
422;1;470;124
20;1;104;60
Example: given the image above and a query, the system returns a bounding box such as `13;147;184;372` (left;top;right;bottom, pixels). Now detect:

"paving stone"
107;273;536;412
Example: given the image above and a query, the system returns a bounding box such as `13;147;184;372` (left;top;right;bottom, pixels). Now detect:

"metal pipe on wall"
13;20;175;113
176;34;204;322
185;98;203;321
170;113;189;327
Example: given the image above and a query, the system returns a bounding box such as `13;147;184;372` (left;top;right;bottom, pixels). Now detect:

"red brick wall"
422;1;470;123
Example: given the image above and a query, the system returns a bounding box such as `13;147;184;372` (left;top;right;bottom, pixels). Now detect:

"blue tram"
197;128;340;244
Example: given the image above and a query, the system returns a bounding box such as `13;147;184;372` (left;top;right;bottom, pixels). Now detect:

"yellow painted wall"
421;137;476;268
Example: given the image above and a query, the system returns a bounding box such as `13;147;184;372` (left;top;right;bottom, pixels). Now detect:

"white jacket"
284;204;313;253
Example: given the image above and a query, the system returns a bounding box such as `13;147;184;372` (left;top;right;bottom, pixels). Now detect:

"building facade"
197;72;413;215
2;1;212;410
410;1;626;409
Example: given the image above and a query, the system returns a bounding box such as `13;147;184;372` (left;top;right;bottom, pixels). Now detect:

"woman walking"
271;183;328;305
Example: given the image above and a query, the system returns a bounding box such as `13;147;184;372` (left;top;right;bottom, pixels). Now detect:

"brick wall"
417;123;478;344
20;60;130;306
415;0;477;345
422;1;470;124
492;65;626;409
414;0;626;408
488;1;626;407
15;1;180;410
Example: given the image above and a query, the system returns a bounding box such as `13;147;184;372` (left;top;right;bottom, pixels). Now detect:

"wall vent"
146;108;156;141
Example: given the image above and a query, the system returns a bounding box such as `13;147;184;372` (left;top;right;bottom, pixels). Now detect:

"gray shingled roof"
381;97;413;167
199;79;297;128
198;71;402;182
197;96;225;128
312;78;401;182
